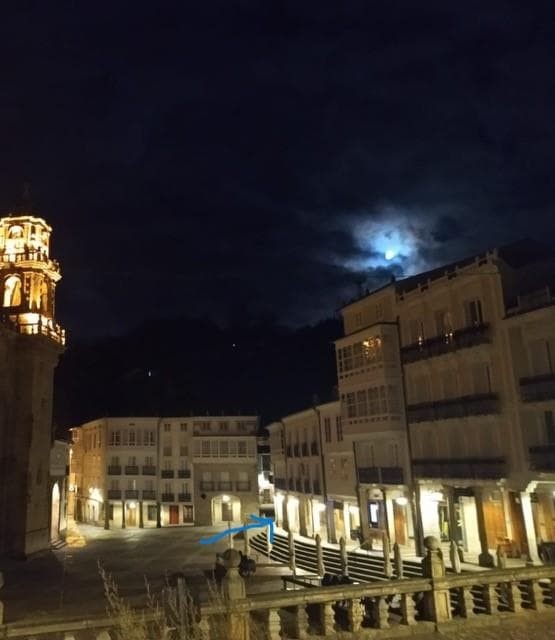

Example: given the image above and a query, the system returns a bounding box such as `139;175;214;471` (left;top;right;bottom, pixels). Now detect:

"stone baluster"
293;604;309;639
95;631;111;640
508;581;524;612
496;544;507;569
449;540;461;573
346;598;364;633
268;607;282;640
400;592;416;625
339;536;348;575
318;602;335;635
198;615;211;639
482;583;499;614
382;532;393;578
421;535;451;623
526;579;546;611
288;530;296;573
373;596;390;629
458;585;476;618
393;542;403;579
315;534;325;576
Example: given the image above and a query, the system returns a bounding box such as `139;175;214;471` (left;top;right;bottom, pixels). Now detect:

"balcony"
161;493;175;502
178;469;191;478
293;444;300;457
178;493;192;502
401;323;490;364
142;490;156;500
528;445;555;471
311;442;319;456
313;481;321;495
520;374;555;402
124;465;139;475
142;465;156;476
236;481;251;492
107;465;122;475
218;481;233;491
357;466;404;485
301;443;308;457
200;481;214;491
161;469;175;478
406;393;500;423
412;457;506;479
125;489;139;499
274;477;286;490
107;489;121;499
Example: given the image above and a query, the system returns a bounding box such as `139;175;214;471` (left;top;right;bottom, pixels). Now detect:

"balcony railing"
301;443;308;457
161;469;175;478
200;481;214;491
274;477;286;490
178;493;192;502
107;489;121;499
142;490;156;500
357;466;404;485
236;481;251;492
161;493;175;502
310;442;318;456
406;393;500;423
107;465;122;475
178;469;191;478
401;323;490;364
520;373;555;402
142;465;156;476
528;445;555;471
124;465;139;475
218;481;233;491
124;489;139;499
412;457;506;479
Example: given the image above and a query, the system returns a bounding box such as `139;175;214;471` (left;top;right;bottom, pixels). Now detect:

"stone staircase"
249;530;423;582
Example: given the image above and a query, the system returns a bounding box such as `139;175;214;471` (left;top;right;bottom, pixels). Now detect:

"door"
169;505;179;525
221;502;233;522
508;491;528;556
393;502;406;545
127;506;136;526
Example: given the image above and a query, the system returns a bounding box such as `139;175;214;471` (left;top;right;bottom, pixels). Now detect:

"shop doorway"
393;502;406;545
50;482;60;542
169;505;179;525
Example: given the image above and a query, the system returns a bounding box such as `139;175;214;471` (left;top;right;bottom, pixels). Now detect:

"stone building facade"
69;415;259;528
0;212;65;558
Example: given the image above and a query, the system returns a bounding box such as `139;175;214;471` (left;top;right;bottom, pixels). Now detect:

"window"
324;417;331;443
163;446;172;456
375;302;383;319
545;411;555;444
238;471;248;482
164;459;172;470
93;433;97;449
183;505;194;521
145;456;153;465
164;482;172;494
98;430;102;447
356;390;368;417
345;392;356;418
379;386;387;413
466;299;484;326
336;417;343;442
219;422;229;432
389;443;399;466
180;423;188;431
128;430;136;446
110;479;119;490
164;424;171;432
201;423;211;432
110;430;120;446
147;506;157;520
409;318;425;344
201;441;211;457
238;441;247;457
146;430;155;446
180;445;188;456
128;456;136;465
145;479;154;490
238;422;248;432
472;363;492;394
220;471;230;481
110;456;119;465
529;339;553;376
220;441;229;457
355;312;362;327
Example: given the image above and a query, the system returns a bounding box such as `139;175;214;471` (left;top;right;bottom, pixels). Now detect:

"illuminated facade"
69;415;259;528
0;212;65;557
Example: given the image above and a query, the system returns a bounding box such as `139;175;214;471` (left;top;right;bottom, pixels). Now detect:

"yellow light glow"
222;494;230;503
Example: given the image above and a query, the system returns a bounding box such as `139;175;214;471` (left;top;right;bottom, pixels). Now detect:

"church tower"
0;211;65;557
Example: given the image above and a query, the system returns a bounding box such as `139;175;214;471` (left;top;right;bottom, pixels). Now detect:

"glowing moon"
385;249;396;260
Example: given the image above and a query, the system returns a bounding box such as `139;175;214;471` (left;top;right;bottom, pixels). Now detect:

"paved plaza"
1;522;280;623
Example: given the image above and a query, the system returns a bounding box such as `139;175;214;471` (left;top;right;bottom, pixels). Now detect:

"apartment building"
69;415;259;528
340;240;555;564
268;401;359;544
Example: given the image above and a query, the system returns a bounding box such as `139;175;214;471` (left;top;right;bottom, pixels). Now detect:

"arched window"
3;274;22;307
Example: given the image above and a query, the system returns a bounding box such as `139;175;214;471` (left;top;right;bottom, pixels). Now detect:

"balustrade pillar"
373;596;390;629
319;602;335;635
421;536;451;623
457;585;476;618
315;533;324;576
294;604;309;639
400;592;416;625
508;581;524;612
347;598;364;633
526;579;547;610
496;544;507;569
483;583;499;614
268;608;282;640
221;549;248;640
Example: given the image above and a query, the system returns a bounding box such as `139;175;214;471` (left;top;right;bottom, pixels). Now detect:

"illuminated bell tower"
0;212;65;557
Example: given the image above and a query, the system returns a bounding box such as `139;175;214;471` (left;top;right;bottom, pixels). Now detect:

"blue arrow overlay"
199;514;275;545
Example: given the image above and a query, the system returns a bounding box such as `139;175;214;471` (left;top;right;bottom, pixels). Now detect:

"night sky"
2;2;555;337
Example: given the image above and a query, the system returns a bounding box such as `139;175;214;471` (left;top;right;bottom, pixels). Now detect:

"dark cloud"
2;1;555;335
